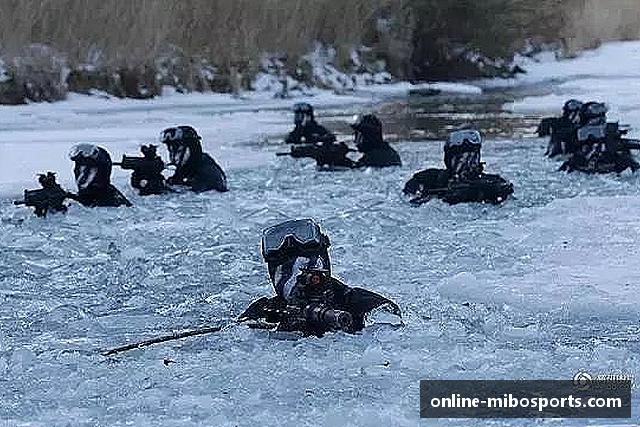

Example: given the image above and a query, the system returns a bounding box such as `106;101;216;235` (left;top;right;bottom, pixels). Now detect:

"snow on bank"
255;45;480;97
495;41;640;137
355;81;482;96
512;41;640;86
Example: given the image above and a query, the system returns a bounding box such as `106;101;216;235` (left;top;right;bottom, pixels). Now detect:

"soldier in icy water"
403;130;513;205
284;103;336;145
240;218;401;336
277;113;402;169
560;102;640;174
539;99;583;158
351;114;402;168
160;126;229;193
68;144;132;207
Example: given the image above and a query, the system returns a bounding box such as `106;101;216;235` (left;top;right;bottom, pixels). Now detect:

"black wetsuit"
169;153;228;193
561;142;640;174
129;157;171;196
75;185;132;207
403;168;451;195
240;276;400;336
352;117;402;168
404;139;512;205
355;144;402;168
285;121;336;145
71;145;132;207
547;116;579;157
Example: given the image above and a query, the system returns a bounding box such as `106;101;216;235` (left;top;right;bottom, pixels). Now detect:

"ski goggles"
564;99;583;112
446;130;482;148
293;103;312;114
583;102;607;118
261;219;326;262
69;144;101;163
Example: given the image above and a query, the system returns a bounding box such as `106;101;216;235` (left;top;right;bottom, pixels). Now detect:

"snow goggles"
261;219;328;262
447;130;482;148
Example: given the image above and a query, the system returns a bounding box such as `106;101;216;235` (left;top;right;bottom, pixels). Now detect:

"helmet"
563;99;583;114
69;143;102;163
351;114;382;133
444;130;483;178
68;144;113;191
562;99;583;124
159;125;201;145
580;102;607;125
160;126;202;168
293;103;314;125
445;130;482;149
262;219;332;299
261;218;330;263
351;114;383;151
293;102;313;114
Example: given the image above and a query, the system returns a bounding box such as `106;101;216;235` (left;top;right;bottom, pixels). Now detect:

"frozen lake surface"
1;44;640;426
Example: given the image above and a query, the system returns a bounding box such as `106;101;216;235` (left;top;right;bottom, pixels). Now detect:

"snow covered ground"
1;46;640;426
499;40;640;138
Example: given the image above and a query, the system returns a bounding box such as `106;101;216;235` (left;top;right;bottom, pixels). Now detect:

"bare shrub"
0;0;639;101
10;44;68;102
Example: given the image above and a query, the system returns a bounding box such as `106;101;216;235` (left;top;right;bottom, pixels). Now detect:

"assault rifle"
410;174;514;206
261;268;354;333
277;142;356;169
605;123;640;151
113;144;170;195
113;144;164;173
14;172;73;217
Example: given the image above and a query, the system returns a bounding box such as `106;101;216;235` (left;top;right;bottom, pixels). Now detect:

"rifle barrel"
276;152;292;157
622;139;640;150
101;323;234;356
13;200;26;206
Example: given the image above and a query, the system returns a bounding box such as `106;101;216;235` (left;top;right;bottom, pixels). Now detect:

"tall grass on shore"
0;0;639;102
0;0;391;68
561;0;640;54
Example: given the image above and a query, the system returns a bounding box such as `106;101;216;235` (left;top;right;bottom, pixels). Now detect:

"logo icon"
573;371;593;390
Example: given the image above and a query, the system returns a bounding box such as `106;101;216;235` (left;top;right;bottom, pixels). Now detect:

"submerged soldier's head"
580;102;607;126
261;219;331;300
69;144;113;192
160;126;203;169
293;103;314;126
351;114;383;152
563;99;583;124
444;130;483;178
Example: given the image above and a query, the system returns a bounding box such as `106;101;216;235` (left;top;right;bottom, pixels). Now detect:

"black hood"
293;103;314;126
169;138;203;171
352;114;384;152
69;144;113;192
160;126;203;170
